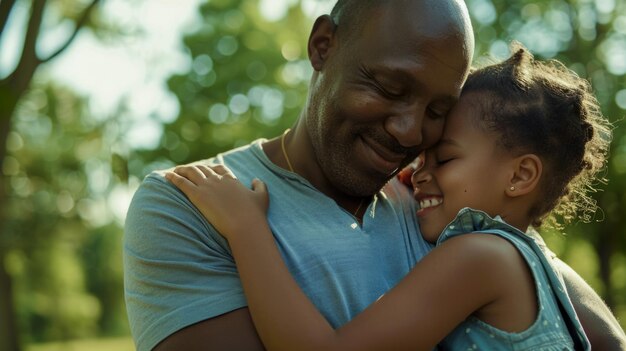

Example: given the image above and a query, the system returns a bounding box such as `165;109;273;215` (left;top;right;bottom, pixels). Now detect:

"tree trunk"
0;251;20;351
0;79;23;351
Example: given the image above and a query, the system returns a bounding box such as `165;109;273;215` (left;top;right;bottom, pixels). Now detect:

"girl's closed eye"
434;141;460;166
435;152;455;166
436;158;454;166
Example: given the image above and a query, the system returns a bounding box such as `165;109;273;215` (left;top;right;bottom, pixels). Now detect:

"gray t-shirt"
123;139;432;351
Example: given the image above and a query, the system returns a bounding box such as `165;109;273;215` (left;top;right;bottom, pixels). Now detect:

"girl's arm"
166;164;525;351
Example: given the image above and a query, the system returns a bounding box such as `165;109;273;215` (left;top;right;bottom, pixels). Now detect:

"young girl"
165;45;611;350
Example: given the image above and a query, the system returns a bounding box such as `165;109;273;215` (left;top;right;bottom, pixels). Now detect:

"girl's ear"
308;15;337;71
506;154;542;197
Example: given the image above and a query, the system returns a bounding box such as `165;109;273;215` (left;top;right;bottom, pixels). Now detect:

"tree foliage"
4;82;128;346
134;0;314;175
0;1;123;350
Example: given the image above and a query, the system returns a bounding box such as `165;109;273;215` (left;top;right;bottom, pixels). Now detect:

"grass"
27;336;135;351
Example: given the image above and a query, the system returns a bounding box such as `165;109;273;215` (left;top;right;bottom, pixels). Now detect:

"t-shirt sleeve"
123;172;247;351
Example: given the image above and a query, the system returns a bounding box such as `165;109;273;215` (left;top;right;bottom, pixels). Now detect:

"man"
124;1;625;350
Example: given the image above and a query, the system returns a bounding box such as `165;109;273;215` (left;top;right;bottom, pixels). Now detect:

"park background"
1;0;625;350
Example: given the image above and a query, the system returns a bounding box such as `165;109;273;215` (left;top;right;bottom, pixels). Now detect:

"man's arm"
554;258;626;350
153;308;265;351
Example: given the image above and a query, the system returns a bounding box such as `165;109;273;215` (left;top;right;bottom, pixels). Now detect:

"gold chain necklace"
280;128;366;218
281;129;295;173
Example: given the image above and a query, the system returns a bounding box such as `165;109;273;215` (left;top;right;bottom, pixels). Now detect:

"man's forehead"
362;0;469;29
355;5;471;57
353;0;473;58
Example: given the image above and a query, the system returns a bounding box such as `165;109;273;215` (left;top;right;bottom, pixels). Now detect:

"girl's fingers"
193;164;237;181
252;178;270;208
251;178;267;193
210;164;237;179
173;165;206;185
196;164;219;179
165;171;197;195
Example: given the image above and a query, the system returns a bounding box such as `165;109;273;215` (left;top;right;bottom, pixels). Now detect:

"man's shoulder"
205;139;265;167
144;139;266;181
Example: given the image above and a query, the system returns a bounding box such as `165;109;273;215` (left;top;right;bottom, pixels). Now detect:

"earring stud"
509;186;516;191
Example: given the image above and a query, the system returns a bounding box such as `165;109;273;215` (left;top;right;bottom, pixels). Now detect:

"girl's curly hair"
464;42;612;227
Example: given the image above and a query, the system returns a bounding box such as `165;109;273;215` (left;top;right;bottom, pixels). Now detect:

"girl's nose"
411;152;431;190
411;169;432;189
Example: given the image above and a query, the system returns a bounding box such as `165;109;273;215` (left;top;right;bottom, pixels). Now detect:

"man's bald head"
330;0;474;58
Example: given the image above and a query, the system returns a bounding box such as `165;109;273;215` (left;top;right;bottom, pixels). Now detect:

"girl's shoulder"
433;233;531;288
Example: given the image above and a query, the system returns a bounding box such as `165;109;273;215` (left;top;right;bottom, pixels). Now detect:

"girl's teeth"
419;197;442;209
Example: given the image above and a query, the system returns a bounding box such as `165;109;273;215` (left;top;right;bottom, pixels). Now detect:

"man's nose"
384;107;425;147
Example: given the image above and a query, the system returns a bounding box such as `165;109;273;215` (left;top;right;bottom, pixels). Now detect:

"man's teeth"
419;197;443;209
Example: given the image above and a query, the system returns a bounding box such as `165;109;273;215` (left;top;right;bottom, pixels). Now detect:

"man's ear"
506;154;542;197
308;15;337;71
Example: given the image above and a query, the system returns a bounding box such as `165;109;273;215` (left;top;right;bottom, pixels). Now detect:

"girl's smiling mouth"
415;195;443;216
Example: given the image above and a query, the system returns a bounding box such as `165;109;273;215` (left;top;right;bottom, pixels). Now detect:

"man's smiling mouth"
359;135;406;175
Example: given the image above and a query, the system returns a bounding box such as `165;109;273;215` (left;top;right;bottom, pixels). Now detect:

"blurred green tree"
134;0;315;174
0;1;121;350
4;81;129;347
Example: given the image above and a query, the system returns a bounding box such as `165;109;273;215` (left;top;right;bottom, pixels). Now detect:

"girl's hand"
165;164;269;240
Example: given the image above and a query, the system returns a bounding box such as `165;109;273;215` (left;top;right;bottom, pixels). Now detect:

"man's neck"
262;125;371;219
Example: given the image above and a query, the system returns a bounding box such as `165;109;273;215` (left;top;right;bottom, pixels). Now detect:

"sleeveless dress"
436;208;590;351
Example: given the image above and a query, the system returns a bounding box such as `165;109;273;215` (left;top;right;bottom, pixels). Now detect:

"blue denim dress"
436;208;590;351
